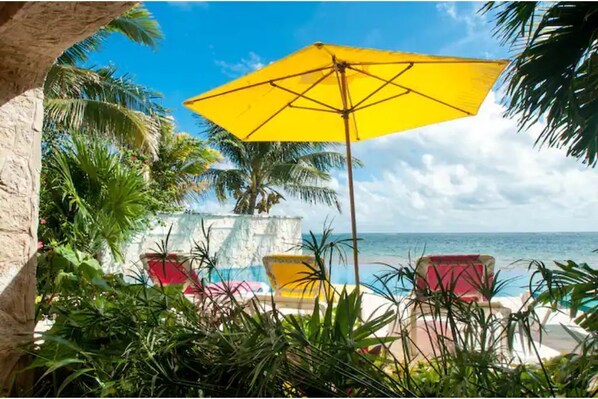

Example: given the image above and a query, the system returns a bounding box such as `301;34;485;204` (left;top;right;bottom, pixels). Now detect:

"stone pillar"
0;2;135;393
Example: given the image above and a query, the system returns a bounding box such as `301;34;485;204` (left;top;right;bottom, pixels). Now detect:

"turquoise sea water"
213;232;597;298
215;264;532;297
316;232;598;268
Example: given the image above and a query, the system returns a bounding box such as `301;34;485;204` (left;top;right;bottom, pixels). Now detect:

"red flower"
40;218;46;225
37;241;44;250
130;156;137;161
144;159;151;164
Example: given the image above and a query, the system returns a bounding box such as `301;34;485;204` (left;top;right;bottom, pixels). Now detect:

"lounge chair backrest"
140;253;200;295
415;254;495;302
262;254;325;298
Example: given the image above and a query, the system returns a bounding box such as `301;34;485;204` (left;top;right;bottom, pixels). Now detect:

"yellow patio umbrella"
184;43;508;294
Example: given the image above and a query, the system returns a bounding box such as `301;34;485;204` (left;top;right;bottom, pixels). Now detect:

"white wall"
106;212;303;274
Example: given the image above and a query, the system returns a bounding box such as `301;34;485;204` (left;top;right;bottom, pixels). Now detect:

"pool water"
210;264;535;298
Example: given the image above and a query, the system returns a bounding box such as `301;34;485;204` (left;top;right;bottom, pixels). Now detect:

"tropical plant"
483;2;598;166
201;122;358;215
27;224;598;397
124;122;222;212
39;136;155;259
530;259;598;334
43;4;165;157
527;258;598;396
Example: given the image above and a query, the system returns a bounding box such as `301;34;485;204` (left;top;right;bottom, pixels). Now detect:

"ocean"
213;232;598;297
302;231;598;269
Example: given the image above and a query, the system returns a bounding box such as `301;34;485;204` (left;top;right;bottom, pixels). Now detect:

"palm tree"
39;136;153;259
201;122;359;215
43;5;165;157
483;2;598;166
132;121;222;210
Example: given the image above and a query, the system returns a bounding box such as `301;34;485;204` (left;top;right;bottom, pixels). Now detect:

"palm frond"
283;184;341;212
106;4;162;49
487;1;598;165
203;121;250;168
41;136;153;258
57;4;162;65
482;2;540;46
269;162;330;186
296;151;363;170
45;98;160;156
45;64;165;116
198;121;351;213
201;168;247;203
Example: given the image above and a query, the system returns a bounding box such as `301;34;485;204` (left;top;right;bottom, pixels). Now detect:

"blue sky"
89;1;506;138
88;1;598;233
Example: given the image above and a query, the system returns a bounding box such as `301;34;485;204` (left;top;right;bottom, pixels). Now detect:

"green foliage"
25;226;598;397
57;4;162;66
531;259;598;333
202;121;359;214
35;246;108;320
44;4;164;157
30;246;200;397
484;2;598;166
39;136;155;259
123;122;222;212
44;65;165;156
527;258;598;396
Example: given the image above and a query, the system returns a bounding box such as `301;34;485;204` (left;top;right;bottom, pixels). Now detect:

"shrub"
22;228;598;397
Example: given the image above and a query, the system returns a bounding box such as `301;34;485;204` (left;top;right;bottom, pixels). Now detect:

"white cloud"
214;52;266;78
436;2;458;20
168;2;209;11
435;2;500;58
193;92;598;234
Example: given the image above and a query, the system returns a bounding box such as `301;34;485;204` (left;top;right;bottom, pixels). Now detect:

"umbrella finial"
313;42;324;49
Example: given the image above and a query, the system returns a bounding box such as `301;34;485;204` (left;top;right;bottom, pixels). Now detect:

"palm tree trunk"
247;189;258;215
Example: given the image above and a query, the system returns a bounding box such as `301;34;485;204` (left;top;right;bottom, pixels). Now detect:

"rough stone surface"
106;213;303;274
0;1;134;394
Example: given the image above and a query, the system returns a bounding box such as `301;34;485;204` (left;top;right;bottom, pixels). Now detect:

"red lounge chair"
140;253;269;297
402;254;510;357
141;253;200;295
415;254;494;302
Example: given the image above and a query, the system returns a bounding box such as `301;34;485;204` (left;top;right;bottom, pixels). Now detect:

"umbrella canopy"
184;43;508;292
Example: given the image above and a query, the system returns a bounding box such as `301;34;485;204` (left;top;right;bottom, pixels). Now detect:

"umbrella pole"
343;115;361;296
338;62;360;296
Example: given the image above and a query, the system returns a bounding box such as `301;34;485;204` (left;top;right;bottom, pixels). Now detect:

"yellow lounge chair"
249;255;329;313
249;254;367;314
263;255;331;298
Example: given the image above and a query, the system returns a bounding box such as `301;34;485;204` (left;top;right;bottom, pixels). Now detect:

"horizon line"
301;230;598;235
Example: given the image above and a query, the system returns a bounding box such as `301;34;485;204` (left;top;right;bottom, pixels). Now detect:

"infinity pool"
210;264;535;298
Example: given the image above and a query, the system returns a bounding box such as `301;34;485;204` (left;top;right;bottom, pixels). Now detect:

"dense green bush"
39;136;155;259
23;230;598;397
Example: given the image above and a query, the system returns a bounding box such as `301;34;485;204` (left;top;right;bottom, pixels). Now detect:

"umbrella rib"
352;60;508;66
352;90;411;112
350;63;413;110
270;81;341;113
243;68;336;139
288;104;339;113
348;65;472;116
184;66;332;104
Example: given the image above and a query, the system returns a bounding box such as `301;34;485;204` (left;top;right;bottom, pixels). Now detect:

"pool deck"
359;293;585;362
